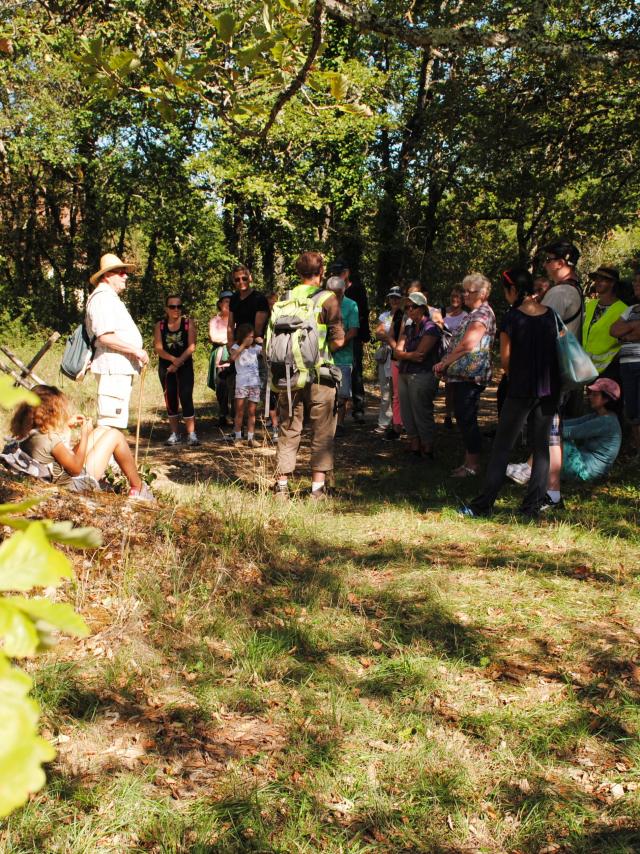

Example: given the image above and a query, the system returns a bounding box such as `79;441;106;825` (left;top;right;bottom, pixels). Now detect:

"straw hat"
90;253;135;286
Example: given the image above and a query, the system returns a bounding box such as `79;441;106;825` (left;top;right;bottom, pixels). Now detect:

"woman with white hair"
434;273;496;477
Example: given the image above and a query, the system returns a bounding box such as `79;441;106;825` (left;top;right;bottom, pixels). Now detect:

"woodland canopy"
1;0;639;328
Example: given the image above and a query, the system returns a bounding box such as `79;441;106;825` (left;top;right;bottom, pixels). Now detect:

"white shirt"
85;283;143;375
231;343;261;387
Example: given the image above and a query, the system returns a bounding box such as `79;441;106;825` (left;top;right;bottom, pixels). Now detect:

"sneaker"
165;432;182;446
506;462;531;485
373;425;387;435
538;493;565;512
129;482;157;503
186;432;200;446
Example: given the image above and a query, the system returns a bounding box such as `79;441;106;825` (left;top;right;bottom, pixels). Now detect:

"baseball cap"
387;286;403;299
586;378;620;401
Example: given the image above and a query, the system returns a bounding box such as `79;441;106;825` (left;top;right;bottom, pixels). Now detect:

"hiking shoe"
273;481;289;501
129;483;157;503
506;462;531;485
309;485;329;501
186;432;200;446
165;432;182;446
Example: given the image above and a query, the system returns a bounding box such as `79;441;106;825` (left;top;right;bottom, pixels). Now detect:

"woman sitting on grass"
561;378;622;483
11;385;154;499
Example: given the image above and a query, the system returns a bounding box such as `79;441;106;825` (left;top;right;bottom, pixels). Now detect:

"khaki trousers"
276;382;337;475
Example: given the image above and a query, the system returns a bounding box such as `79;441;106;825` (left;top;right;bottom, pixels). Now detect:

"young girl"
11;385;154;500
230;324;261;447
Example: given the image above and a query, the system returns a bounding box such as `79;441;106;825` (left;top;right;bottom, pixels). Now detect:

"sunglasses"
543;256;560;264
167;304;183;310
406;303;423;310
234;276;250;282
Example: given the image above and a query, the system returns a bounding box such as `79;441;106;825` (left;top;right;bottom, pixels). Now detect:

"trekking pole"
134;364;147;467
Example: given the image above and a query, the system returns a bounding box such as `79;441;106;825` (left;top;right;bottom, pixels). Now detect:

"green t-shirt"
333;296;359;366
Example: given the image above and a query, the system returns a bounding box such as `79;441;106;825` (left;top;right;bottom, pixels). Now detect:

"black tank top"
159;317;191;367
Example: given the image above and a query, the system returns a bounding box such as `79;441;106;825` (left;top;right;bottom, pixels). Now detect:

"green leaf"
5;597;89;640
338;102;373;118
0;522;72;592
0;377;39;410
262;2;274;33
329;72;349;101
0;657;55;818
215;11;237;43
0;497;44;516
44;522;102;549
0;601;39;657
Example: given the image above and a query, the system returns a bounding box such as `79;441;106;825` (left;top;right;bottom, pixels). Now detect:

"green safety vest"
289;284;335;364
581;298;628;373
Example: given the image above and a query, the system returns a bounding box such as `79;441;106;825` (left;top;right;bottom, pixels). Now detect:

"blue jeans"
452;382;484;455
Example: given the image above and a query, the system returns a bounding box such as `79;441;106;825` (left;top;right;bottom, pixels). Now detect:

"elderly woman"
434;273;496;477
394;292;442;457
374;287;404;433
582;266;627;380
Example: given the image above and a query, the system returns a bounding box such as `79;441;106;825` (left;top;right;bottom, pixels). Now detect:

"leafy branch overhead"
68;0;638;136
0;376;99;818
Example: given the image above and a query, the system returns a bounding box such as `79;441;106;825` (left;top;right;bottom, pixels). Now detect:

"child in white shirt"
230;324;262;446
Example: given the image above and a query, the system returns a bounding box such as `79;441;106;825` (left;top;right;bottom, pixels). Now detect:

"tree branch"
259;0;324;139
320;0;638;66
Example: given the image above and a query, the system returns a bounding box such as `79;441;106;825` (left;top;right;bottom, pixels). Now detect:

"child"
11;385;154;500
230;324;261;447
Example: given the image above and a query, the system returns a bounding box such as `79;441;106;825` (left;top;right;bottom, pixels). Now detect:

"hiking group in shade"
4;241;639;514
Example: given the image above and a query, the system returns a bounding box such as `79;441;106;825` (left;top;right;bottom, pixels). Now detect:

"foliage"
0;376;98;819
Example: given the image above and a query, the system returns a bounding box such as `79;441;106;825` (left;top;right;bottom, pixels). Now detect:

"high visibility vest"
289;284;335;364
582;298;628;373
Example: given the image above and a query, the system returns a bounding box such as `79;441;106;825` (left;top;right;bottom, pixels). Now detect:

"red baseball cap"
587;378;620;401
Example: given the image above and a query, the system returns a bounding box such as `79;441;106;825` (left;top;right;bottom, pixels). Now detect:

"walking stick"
134;364;147;467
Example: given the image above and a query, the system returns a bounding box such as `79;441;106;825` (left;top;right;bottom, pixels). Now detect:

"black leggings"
159;361;195;419
470;396;555;516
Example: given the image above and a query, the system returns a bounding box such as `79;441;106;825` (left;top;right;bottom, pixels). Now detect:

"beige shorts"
96;374;133;428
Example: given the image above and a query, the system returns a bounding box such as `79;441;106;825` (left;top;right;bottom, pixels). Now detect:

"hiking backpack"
60;291;99;381
0;439;53;481
60;324;94;381
265;289;328;415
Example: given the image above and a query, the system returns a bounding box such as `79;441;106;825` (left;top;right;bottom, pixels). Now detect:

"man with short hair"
325;276;359;436
86;253;149;429
274;251;344;499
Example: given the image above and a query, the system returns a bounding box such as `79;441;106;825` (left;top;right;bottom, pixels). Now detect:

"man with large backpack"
269;251;344;500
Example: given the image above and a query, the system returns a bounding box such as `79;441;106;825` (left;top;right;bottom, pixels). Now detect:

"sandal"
451;465;478;478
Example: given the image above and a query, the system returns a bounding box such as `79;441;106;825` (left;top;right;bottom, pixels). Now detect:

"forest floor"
1;347;640;853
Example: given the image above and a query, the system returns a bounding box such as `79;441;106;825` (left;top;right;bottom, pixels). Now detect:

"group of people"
7;241;640;510
372;239;638;517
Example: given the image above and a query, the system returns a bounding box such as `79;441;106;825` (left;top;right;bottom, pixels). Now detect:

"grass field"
1;338;639;852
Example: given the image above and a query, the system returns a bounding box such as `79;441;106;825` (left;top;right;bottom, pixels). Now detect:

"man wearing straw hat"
85;253;149;429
